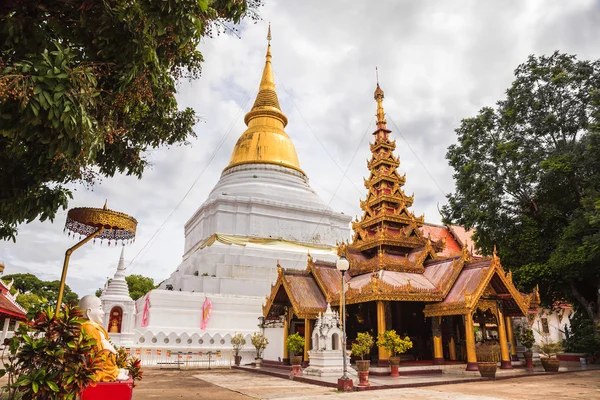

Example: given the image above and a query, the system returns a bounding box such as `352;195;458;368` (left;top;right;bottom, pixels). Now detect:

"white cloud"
1;0;599;297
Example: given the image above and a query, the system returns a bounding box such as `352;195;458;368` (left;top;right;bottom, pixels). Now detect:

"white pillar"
1;318;11;343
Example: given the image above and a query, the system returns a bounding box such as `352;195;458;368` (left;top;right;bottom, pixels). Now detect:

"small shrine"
305;303;355;377
262;83;541;371
101;247;136;346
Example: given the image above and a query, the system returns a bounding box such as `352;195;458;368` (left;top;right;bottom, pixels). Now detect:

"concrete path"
133;368;600;400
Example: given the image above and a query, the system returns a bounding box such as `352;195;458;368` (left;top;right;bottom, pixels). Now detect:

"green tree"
0;0;262;241
2;273;78;306
125;274;155;301
444;52;600;327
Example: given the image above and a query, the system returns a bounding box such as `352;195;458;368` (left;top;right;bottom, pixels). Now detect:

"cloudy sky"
1;0;599;297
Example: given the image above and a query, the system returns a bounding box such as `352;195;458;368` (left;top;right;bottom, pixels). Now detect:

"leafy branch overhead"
444;52;600;327
0;0;263;241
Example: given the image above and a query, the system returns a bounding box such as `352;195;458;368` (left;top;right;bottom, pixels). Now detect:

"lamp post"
336;255;353;392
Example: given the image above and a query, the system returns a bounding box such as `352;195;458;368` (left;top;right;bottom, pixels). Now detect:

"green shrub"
286;333;305;357
515;325;535;351
377;330;413;357
351;332;374;360
563;311;600;357
0;303;102;399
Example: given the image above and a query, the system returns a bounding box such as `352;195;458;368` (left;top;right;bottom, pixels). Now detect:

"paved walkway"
133;367;600;399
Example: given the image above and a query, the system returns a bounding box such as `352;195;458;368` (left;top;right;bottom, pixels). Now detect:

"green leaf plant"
376;330;413;357
351;332;374;360
285;333;305;357
0;303;103;399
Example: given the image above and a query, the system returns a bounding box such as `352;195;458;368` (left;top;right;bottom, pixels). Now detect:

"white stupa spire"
102;246;132;299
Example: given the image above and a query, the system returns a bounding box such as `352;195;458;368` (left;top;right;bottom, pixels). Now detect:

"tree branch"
569;280;595;322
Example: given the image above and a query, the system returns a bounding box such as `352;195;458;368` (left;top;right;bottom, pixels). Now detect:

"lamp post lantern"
336;255;353;392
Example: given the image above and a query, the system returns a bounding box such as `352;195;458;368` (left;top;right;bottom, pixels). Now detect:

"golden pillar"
432;316;444;365
497;306;512;369
376;301;389;362
304;318;311;363
506;316;519;361
448;336;457;361
464;312;478;371
448;317;457;361
283;313;289;362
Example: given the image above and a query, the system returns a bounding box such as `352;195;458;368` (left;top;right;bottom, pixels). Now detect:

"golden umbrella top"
64;202;137;245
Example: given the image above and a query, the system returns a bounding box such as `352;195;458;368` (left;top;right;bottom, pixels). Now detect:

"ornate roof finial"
103;199;108;210
267;22;272;44
373;74;387;130
493;245;498;259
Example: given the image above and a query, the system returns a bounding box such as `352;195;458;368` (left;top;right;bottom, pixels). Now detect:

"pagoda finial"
224;24;303;175
374;76;387;130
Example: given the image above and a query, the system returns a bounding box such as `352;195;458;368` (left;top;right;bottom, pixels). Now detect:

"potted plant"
286;332;305;376
536;333;564;372
231;333;246;366
515;326;535;369
251;332;269;369
475;342;500;379
377;329;413;377
351;332;374;386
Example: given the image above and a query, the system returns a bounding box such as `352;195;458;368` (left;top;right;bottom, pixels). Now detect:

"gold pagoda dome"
224;26;303;175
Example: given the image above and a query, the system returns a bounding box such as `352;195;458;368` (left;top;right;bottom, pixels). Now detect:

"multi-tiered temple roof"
263;83;540;320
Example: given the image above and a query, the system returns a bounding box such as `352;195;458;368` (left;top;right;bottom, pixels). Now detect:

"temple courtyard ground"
133;368;600;399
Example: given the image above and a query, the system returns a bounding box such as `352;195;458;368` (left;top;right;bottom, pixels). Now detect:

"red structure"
81;377;133;400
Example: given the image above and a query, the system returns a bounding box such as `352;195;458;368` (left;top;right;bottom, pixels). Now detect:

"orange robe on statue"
81;321;120;382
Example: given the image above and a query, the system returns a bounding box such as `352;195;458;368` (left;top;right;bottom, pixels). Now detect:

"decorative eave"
370;139;396;153
423;250;534;317
367;156;400;171
362;194;414;210
342;272;444;305
262;261;327;320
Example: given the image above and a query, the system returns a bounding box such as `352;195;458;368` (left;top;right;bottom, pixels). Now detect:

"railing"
124;348;256;369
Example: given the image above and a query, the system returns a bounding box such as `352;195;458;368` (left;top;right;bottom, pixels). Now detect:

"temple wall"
263;326;284;362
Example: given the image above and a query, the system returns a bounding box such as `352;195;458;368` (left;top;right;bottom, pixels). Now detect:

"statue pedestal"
81;377;133;400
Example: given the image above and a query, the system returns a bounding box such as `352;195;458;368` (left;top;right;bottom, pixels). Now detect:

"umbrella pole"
56;226;104;313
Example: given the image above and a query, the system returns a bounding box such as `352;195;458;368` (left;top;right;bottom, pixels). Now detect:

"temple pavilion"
262;83;541;371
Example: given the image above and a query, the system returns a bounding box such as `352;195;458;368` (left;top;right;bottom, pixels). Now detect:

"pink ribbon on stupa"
201;297;212;330
141;294;150;327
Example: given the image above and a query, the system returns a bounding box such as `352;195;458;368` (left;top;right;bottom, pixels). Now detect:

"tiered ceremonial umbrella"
57;202;137;309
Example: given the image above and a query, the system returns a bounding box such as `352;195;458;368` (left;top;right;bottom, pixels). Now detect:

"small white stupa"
305;303;355;377
101;247;136;346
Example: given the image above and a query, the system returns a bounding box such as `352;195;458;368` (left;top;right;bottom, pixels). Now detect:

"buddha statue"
78;295;129;382
109;318;120;333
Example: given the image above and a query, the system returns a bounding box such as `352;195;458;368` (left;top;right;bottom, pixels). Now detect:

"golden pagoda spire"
224;25;303;175
374;67;387;130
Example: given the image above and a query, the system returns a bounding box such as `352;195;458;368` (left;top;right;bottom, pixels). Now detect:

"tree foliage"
3;273;78;306
125;274;155;300
0;0;262;241
444;52;600;327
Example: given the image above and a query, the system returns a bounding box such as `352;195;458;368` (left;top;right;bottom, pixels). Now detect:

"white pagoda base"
305;351;356;377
